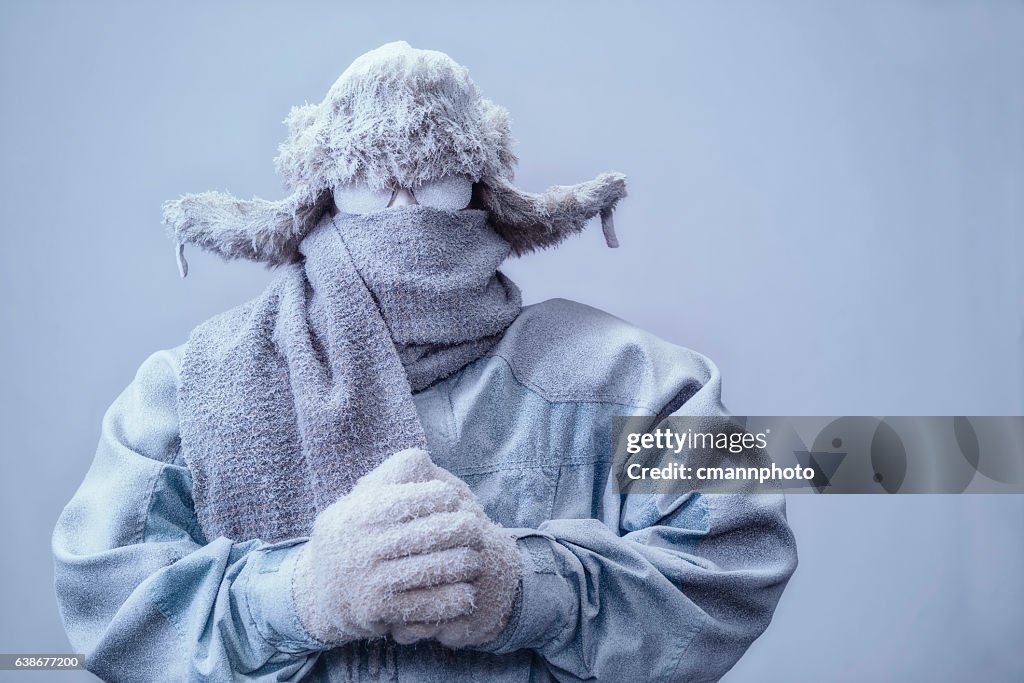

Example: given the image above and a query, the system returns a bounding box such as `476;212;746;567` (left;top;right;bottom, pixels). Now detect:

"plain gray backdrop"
1;1;1022;681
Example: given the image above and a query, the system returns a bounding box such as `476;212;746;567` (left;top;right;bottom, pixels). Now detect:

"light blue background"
1;1;1021;681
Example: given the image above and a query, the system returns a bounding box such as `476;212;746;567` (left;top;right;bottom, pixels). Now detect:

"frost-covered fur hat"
163;41;626;272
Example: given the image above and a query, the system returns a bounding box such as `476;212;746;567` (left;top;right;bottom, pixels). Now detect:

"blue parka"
53;298;797;682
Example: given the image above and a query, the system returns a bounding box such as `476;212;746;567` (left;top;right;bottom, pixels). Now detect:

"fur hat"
163;41;626;275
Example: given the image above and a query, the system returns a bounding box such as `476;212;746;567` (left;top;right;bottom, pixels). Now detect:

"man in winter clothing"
54;42;797;681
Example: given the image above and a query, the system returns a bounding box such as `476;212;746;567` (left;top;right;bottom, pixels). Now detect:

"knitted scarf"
177;207;521;543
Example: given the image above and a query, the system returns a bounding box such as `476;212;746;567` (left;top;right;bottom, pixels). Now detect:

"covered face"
163;41;626;276
333;175;475;214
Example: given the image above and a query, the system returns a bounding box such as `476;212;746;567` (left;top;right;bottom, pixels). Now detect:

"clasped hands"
293;448;521;648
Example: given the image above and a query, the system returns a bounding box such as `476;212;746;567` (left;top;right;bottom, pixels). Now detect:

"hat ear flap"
478;172;627;256
162;189;332;276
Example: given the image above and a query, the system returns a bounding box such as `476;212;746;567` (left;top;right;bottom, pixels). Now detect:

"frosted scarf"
177;207;521;542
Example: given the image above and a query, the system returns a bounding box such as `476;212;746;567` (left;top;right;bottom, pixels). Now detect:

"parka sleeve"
475;391;799;682
52;350;327;682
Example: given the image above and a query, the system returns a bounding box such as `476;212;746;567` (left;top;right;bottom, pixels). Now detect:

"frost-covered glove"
292;448;487;644
389;466;522;649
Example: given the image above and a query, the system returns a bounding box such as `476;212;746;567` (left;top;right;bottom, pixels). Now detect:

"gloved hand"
291;448;488;644
389;466;522;649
